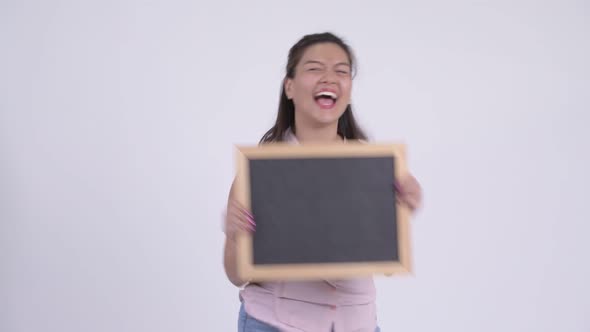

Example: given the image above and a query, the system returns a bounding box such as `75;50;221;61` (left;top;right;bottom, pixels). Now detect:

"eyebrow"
302;60;351;67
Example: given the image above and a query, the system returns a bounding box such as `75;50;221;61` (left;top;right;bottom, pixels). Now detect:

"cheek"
340;84;352;104
341;92;351;103
293;81;315;103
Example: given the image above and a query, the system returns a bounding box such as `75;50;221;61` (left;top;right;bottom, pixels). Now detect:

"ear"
284;78;294;100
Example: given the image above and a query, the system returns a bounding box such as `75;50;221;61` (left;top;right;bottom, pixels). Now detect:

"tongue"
316;97;335;107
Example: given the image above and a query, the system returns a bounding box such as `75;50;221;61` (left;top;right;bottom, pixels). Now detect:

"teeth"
315;91;337;99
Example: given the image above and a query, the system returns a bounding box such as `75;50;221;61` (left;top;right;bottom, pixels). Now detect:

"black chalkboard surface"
234;142;412;281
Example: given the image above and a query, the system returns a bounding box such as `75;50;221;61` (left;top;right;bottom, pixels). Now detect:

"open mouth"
314;91;338;109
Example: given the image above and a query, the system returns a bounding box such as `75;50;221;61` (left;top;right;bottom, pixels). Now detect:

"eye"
337;70;349;74
308;67;321;71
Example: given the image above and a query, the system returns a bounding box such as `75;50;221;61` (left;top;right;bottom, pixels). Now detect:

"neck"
292;122;342;144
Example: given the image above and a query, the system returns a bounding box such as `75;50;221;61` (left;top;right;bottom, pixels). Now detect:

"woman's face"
285;43;352;128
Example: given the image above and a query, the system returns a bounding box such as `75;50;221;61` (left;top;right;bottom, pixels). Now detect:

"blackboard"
234;142;412;281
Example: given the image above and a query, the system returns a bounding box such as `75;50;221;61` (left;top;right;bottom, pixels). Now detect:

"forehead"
299;43;350;65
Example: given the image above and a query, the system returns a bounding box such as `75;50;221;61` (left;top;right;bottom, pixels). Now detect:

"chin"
313;107;345;124
313;116;341;126
297;103;346;127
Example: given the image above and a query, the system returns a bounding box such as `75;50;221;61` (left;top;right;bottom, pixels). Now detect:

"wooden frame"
233;142;412;282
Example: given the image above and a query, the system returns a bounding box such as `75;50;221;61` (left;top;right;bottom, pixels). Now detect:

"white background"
1;1;589;331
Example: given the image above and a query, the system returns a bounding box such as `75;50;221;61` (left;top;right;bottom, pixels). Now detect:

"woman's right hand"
224;199;256;237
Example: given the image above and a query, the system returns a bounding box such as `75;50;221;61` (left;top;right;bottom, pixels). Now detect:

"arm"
223;179;255;287
223;231;245;287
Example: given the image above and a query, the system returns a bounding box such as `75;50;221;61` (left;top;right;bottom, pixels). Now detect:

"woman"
224;32;422;332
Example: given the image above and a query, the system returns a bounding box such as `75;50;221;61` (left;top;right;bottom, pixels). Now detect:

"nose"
320;69;338;84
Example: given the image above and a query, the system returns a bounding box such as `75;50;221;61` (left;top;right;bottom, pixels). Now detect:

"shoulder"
346;138;369;144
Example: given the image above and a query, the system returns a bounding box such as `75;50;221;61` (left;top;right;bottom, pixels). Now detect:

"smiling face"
284;42;353;128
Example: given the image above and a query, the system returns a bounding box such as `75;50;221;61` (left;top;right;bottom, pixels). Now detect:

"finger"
398;177;421;199
396;192;421;211
236;222;255;233
229;200;255;220
226;219;254;235
227;212;255;233
225;211;246;233
406;198;418;211
394;179;415;195
243;214;256;230
400;189;421;203
227;209;256;233
393;180;404;194
404;194;420;210
403;185;420;197
228;204;256;226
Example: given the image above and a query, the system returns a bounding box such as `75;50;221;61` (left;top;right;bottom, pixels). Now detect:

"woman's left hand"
394;174;422;213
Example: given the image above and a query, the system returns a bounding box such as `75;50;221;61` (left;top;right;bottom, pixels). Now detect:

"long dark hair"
259;32;368;144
